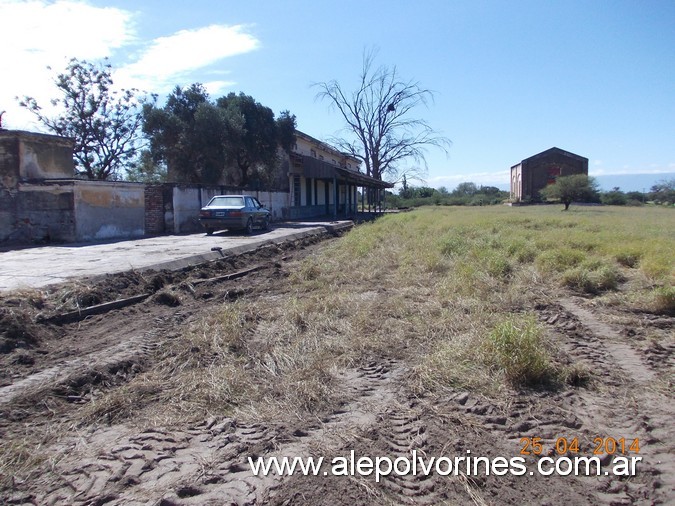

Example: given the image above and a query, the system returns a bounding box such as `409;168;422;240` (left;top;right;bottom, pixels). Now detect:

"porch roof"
298;155;394;189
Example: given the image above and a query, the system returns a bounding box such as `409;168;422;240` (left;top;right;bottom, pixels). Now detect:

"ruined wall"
0;131;76;242
73;181;145;241
255;190;290;220
18;133;74;180
14;183;76;242
0;130;74;182
1;133;22;241
171;186;205;234
144;185;166;235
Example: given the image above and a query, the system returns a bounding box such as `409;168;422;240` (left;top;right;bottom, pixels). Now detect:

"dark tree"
600;188;628;206
314;49;450;183
143;84;227;184
144;86;295;186
216;93;296;186
125;149;167;183
19;58;152;180
453;182;479;196
650;178;675;205
540;174;600;210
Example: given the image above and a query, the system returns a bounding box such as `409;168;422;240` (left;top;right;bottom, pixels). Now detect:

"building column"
333;177;337;217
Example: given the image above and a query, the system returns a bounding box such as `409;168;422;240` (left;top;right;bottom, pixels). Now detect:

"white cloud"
202;80;237;96
0;0;135;130
2;0;134;59
0;1;260;130
115;24;260;93
590;165;675;177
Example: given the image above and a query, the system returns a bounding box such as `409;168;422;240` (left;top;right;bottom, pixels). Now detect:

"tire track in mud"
33;358;407;505
376;406;441;505
431;298;674;505
554;298;675;505
558;298;656;383
0;310;192;407
0;333;159;407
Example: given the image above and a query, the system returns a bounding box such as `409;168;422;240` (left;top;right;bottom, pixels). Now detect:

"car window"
253;198;262;208
209;196;244;207
245;197;254;208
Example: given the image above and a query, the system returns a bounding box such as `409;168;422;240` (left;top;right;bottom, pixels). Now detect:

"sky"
1;0;674;192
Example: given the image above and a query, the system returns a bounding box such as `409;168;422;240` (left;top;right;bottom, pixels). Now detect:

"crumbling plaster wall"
74;182;145;241
15;183;76;242
1;130;75;241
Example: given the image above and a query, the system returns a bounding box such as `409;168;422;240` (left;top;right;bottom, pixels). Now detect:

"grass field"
126;204;674;423
280;205;674;399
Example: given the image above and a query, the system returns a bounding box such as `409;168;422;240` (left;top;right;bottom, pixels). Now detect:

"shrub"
652;286;675;315
484;316;558;387
614;250;642;268
535;248;586;273
561;263;621;294
601;191;627;206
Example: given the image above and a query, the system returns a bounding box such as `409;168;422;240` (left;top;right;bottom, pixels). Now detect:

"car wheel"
263;216;270;231
245;218;254;235
206;228;214;236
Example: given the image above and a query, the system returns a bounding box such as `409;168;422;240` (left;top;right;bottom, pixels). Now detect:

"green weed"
484;315;559;387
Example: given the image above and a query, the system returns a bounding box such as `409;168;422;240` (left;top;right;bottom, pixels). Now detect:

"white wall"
74;181;145;241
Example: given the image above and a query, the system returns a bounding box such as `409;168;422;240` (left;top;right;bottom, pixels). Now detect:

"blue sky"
1;0;674;191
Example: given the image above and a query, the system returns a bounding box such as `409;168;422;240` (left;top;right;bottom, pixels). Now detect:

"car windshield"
208;196;245;207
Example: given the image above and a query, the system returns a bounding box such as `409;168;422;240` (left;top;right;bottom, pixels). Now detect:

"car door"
245;197;259;225
252;197;264;225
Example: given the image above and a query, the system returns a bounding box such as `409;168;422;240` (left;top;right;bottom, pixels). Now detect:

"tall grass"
484;315;558;387
78;205;675;424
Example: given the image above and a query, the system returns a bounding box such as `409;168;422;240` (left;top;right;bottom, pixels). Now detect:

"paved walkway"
0;221;351;292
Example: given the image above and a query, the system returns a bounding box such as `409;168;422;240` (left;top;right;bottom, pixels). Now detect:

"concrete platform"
0;221;352;292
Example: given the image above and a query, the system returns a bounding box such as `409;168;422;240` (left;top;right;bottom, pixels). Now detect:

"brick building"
510;147;588;202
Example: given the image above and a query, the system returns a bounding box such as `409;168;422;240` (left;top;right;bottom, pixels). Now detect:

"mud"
0;235;673;505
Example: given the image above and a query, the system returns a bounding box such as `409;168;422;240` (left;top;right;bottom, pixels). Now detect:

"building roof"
294;130;361;165
299;154;393;188
521;147;588;164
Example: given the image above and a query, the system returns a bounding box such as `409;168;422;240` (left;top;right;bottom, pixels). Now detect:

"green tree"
19;58;152;180
650;179;675;205
626;191;646;203
143;84;231;184
540;174;599;210
417;186;436;198
143;86;295;186
314;49;450;183
600;188;627;206
125;149;167;183
453;182;478;196
479;185;501;196
217;93;296;186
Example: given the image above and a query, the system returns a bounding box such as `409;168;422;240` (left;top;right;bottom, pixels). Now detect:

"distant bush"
601;190;628;206
387;183;509;209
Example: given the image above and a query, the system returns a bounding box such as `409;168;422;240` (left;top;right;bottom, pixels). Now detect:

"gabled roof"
521;147;588;164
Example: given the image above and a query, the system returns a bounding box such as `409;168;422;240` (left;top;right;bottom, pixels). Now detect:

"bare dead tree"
314;49;451;183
